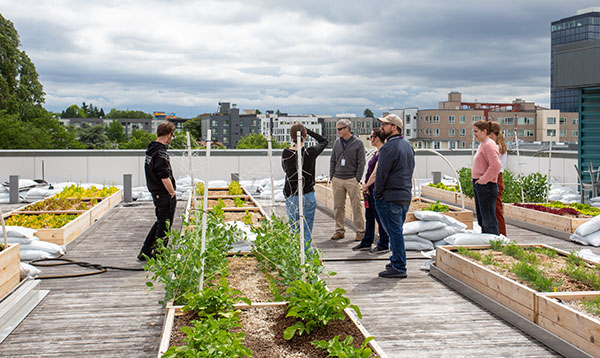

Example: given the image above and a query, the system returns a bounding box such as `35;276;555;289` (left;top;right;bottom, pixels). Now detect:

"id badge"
341;158;346;166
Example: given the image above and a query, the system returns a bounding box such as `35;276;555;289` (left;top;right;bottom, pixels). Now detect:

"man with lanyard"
138;121;177;260
374;114;415;278
329;119;366;241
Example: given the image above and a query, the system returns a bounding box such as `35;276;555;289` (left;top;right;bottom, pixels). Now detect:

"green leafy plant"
562;259;600;290
145;214;236;305
458;167;474;198
211;199;226;218
233;197;245;208
195;181;205;197
427;182;457;192
540;201;600;217
512;261;560;292
283;277;361;340
182;276;251;318
228;181;244;195
162;312;252;358
457;247;482;261
311;335;375;358
521;172;549;203
242;210;252;225
482;252;495;266
424;200;449;212
501;170;522;203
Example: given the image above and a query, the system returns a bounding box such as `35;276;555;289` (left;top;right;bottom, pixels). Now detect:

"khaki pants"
332;177;365;234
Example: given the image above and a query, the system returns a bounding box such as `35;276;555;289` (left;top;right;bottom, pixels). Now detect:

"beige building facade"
413;92;579;149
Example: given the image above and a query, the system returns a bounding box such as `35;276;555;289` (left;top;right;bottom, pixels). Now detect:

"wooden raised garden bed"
0;244;20;300
3;189;123;246
504;203;589;235
434;244;600;357
537;292;600;357
186;187;267;227
420;184;475;209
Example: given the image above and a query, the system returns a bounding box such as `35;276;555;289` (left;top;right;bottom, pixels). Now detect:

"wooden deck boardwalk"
0;201;182;358
0;198;598;357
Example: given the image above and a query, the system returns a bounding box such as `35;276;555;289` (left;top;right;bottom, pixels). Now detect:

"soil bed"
171;306;376;357
223;211;262;225
227;256;274;302
457;248;598;292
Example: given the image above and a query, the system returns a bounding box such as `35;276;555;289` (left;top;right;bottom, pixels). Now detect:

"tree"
105;120;126;143
78;124;110;149
183;116;203;141
236;133;288;149
0;14;45;117
106;108;152;119
61;104;83;118
120;128;156;149
0;110;83;149
364;108;374;118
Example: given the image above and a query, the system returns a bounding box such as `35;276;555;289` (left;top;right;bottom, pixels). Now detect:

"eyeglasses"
336;126;347;131
369;135;376;139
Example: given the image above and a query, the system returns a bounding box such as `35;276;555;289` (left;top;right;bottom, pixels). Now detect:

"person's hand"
169;191;176;198
362;183;369;193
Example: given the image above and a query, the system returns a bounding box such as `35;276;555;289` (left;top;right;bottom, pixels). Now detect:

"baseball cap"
377;114;403;128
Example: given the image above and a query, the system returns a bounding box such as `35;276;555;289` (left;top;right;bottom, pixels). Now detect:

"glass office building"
551;9;600;112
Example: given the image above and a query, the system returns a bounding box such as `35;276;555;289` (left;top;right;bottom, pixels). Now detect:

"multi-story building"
59;117;155;137
322;116;374;148
413;92;579;149
259;113;323;147
201;102;260;148
389;108;418;141
551;7;600;112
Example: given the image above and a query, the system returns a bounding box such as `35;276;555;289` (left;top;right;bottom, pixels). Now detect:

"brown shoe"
355;231;365;241
330;232;345;240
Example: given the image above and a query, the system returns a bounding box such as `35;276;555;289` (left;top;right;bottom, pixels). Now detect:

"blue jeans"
285;191;317;250
472;179;499;235
360;187;389;249
375;200;409;273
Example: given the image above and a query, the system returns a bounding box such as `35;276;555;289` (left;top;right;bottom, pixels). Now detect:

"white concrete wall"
0;149;578;187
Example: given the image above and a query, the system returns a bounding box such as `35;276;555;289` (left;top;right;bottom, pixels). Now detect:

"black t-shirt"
282;129;328;197
145;141;176;194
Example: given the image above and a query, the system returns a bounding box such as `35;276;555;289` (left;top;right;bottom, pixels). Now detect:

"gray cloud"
1;0;597;117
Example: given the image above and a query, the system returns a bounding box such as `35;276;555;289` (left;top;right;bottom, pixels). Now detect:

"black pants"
140;193;177;256
472;179;499;235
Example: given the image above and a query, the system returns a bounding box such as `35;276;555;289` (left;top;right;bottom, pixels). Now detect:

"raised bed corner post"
414;148;465;209
199;129;212;291
0;209;7;248
296;132;305;267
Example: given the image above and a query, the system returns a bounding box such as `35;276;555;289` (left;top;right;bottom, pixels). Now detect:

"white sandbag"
575;249;600;263
562;194;580;201
590;196;600;203
413;211;467;230
433;239;449;247
418;225;463;241
405;236;434;251
570;231;600;247
208;180;229;188
20;250;54;261
24;187;58;201
7;236;34;245
573;215;600;237
2;226;37;239
20;262;41;279
20;240;65;256
403;220;445;235
444;231;510;246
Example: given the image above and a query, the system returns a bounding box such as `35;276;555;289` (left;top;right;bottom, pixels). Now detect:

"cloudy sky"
1;1;597;117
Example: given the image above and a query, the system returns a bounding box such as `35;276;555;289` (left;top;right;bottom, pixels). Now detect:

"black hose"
30;257;144;279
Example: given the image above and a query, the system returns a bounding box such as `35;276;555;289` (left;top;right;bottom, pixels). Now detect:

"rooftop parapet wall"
0;149;578;187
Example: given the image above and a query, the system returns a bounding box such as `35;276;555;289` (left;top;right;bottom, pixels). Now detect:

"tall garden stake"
547;139;552;203
199;129;212;291
514;129;525;202
267;132;275;213
296;131;305;266
186;132;197;214
0;209;7;248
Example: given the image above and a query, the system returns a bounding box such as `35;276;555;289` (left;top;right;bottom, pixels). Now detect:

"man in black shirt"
138;122;177;260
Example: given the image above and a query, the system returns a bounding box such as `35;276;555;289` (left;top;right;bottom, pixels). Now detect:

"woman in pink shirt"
472;120;502;234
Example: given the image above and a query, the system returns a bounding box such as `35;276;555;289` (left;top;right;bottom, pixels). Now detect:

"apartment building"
413;92;579;149
201;102;260;148
260;113;323;147
322;116;374;148
389;108;418;141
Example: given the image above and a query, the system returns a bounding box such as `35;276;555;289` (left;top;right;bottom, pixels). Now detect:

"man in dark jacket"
374;114;415;278
138;121;177;260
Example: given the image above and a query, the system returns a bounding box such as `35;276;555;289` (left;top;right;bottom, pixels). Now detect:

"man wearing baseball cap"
374;114;415;278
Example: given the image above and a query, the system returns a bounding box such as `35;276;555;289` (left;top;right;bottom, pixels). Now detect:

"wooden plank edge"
344;307;390;358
